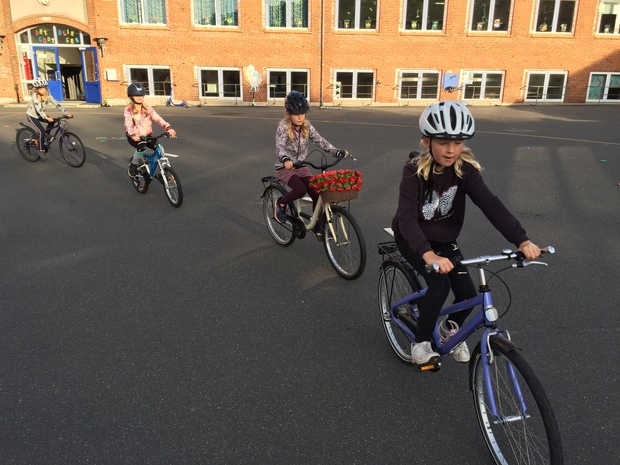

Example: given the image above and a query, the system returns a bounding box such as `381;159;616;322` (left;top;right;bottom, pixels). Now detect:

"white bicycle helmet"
419;101;475;140
32;77;48;88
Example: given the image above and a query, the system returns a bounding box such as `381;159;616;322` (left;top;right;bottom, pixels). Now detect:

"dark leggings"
27;115;53;151
281;174;320;209
395;236;477;343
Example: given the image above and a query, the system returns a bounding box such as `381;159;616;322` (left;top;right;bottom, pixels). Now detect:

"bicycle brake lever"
512;260;548;268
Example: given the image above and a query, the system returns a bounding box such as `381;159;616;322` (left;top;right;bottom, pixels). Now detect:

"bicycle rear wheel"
16;127;41;162
323;206;366;280
378;260;420;363
59;131;86;167
162;166;183;207
471;337;563;465
262;184;295;246
128;158;150;194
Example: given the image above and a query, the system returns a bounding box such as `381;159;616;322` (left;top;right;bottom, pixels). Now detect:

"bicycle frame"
385;258;531;424
138;143;176;189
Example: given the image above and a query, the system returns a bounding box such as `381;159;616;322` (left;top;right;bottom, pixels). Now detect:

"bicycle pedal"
412;358;441;373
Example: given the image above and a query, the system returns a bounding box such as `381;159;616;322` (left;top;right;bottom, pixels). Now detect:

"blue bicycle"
378;235;563;465
127;133;183;207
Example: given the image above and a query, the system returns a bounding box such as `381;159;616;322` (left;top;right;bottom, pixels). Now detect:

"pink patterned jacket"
124;105;171;138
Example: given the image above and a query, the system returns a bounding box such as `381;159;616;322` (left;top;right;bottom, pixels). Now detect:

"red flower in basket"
309;169;362;202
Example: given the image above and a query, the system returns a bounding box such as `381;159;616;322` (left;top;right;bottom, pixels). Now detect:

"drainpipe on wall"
319;0;324;107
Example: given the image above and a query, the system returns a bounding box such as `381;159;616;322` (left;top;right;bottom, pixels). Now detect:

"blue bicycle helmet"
285;91;309;115
127;83;147;97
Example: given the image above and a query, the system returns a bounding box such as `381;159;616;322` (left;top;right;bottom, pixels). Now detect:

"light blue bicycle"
127;133;183;208
378;234;563;464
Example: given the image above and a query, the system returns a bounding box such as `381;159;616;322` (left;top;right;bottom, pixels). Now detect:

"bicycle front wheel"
59;132;86;167
16;127;40;162
471;338;563;465
162;167;183;207
323;206;366;280
262;185;295;246
378;260;420;363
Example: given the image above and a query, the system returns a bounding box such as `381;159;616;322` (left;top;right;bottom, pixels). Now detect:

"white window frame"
198;67;242;99
468;0;513;32
524;71;568;102
461;71;505;100
533;0;576;33
586;72;620;102
333;70;375;100
120;0;167;25
337;0;378;30
126;65;171;96
402;0;446;31
192;0;239;27
265;0;309;28
597;0;620;34
397;70;440;100
266;69;310;100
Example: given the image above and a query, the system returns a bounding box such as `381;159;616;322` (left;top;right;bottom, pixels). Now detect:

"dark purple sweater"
392;154;529;258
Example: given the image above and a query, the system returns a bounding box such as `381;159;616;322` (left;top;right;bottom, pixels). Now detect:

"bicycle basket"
320;189;359;203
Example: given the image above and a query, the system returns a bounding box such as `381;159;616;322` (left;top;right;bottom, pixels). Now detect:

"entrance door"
80;47;102;103
33;47;63;101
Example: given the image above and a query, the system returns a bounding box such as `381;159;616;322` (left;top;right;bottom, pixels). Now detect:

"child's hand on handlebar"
284;160;294;170
423;251;454;274
517;240;541;260
166;127;177;138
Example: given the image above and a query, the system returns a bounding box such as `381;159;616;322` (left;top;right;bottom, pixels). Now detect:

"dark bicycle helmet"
127;83;147;97
285;91;309;115
419;100;475;140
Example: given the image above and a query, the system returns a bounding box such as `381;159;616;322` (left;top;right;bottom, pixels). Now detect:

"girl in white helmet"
26;78;72;157
391;100;541;370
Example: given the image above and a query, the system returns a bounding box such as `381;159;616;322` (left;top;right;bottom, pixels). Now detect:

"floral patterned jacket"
274;119;339;170
26;94;68;121
124;105;171;138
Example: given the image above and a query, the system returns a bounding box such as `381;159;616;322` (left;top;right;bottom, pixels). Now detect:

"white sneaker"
410;341;440;366
439;319;470;363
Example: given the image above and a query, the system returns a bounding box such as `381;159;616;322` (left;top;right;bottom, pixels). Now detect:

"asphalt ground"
1;103;619;464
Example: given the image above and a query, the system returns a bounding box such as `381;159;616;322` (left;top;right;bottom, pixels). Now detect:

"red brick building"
1;0;619;106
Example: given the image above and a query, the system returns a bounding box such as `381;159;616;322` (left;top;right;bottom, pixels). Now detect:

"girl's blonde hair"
412;140;482;180
285;115;308;141
33;86;49;102
130;100;150;115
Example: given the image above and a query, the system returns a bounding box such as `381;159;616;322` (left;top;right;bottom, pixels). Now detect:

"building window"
268;70;309;99
199;68;241;98
403;0;445;31
469;0;512;31
462;71;504;100
121;0;167;24
525;72;567;102
534;0;575;33
398;71;440;99
266;0;308;28
598;1;620;34
127;66;171;96
193;0;238;26
334;71;374;99
587;73;620;102
337;0;378;30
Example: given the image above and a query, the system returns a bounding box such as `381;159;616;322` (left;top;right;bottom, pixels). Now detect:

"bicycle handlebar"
425;246;555;273
292;151;353;171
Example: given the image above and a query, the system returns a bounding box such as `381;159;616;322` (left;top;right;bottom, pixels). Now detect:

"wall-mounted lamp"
93;37;108;57
0;35;6;49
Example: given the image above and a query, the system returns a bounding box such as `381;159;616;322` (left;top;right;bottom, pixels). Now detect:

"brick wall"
1;0;619;105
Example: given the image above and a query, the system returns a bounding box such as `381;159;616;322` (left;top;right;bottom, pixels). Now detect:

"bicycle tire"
128;158;150;194
323;206;366;280
162;166;183;207
470;337;564;465
59;131;86;167
16;127;41;162
378;260;421;363
262;184;296;246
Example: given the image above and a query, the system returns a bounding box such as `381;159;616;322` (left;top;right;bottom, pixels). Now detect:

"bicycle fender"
260;176;282;197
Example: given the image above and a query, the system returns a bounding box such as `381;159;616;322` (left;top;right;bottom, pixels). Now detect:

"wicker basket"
320;189;359;203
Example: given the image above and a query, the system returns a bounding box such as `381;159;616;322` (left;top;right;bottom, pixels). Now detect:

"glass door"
33;46;63;101
80;47;101;103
